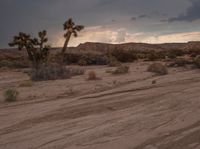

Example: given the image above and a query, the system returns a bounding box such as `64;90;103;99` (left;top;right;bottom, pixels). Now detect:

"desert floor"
0;62;200;149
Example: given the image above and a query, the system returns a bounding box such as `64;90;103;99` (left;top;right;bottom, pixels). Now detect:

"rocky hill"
1;41;200;55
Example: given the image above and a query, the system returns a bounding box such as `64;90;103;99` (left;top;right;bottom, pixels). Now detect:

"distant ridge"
1;41;200;55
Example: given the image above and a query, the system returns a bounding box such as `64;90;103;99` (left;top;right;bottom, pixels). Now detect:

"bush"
68;67;85;76
167;49;185;59
108;56;121;67
147;63;168;75
174;58;188;67
110;49;137;62
146;51;166;61
88;70;98;80
19;80;33;87
30;64;71;81
78;59;87;66
4;89;19;102
29;64;85;81
194;55;200;68
112;65;129;74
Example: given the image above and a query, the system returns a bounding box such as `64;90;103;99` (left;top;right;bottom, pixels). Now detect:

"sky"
1;0;200;48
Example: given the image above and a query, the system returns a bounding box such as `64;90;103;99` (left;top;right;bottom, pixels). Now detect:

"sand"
0;62;200;149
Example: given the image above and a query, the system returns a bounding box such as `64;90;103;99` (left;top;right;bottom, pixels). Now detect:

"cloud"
115;29;126;43
169;0;200;22
138;14;151;19
131;17;136;21
52;25;200;47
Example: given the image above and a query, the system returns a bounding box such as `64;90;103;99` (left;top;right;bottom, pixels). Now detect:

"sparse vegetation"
109;49;137;62
88;70;98;80
30;64;71;81
108;56;121;67
19;80;34;87
147;63;168;75
112;65;129;74
4;89;19;102
194;55;200;68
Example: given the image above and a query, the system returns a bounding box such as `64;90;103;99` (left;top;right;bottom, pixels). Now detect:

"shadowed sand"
0;62;200;149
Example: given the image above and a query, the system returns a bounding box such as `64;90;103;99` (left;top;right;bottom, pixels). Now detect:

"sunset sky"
1;0;200;48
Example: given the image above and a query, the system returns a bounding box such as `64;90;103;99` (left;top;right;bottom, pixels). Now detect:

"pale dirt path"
0;62;200;149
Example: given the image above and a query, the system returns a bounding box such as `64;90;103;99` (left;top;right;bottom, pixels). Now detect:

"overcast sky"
1;0;200;48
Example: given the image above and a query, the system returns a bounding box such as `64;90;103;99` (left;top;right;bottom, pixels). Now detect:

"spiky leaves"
8;30;50;69
61;18;84;56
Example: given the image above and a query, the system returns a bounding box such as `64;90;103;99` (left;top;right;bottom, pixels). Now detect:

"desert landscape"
0;41;200;149
1;0;200;148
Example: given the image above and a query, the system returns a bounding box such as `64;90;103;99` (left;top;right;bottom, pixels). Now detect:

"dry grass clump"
194;55;200;68
19;80;34;87
30;64;71;81
88;70;98;80
30;64;85;81
4;89;19;102
112;65;129;74
108;56;121;67
174;58;189;67
78;59;87;66
147;63;168;75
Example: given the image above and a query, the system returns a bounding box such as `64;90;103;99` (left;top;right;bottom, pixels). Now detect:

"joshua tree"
9;30;50;69
61;18;84;55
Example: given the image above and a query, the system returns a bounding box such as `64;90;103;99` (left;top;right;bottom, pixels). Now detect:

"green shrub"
147;63;168;75
4;89;19;102
112;65;129;74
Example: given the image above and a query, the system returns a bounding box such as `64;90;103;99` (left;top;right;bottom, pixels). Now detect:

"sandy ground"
0;62;200;149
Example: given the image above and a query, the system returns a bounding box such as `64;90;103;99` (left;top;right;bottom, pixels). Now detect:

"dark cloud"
0;0;198;48
138;14;151;19
131;17;136;21
169;0;200;22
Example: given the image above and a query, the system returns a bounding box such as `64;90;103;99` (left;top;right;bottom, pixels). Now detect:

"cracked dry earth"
0;62;200;149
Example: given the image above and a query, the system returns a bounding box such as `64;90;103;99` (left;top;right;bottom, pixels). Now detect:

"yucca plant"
61;18;84;61
9;30;50;69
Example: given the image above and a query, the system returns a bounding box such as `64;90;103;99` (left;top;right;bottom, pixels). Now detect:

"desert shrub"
147;63;168;75
68;67;85;76
78;59;87;66
194;55;200;68
105;69;113;73
146;51;166;61
30;64;85;81
174;58;188;67
19;80;34;87
62;53;82;64
30;64;71;81
4;89;19;102
84;54;108;65
88;70;97;80
108;56;121;67
112;65;129;74
167;49;185;59
110;49;137;62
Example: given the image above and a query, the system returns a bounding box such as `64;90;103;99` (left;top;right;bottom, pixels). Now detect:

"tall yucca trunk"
61;32;72;55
